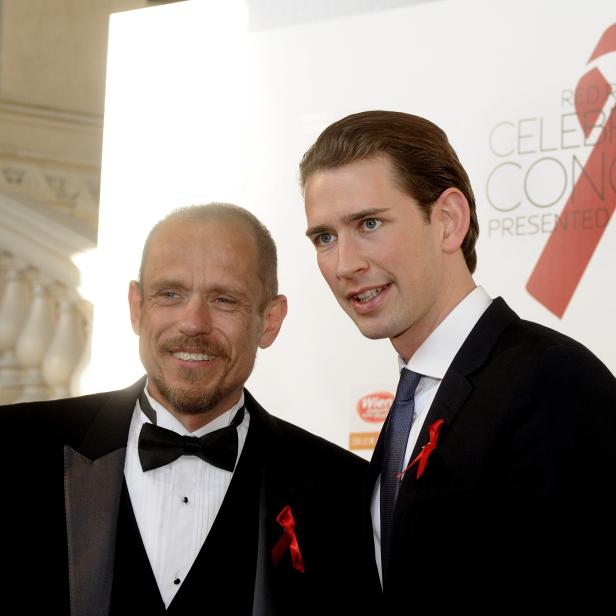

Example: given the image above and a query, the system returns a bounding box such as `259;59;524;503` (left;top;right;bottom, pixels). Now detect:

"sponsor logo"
349;432;380;450
356;391;393;423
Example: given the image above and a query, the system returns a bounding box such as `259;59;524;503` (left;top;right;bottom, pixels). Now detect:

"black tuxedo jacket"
1;380;379;615
368;298;616;611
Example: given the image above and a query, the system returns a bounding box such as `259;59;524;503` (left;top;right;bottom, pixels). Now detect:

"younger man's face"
304;155;449;353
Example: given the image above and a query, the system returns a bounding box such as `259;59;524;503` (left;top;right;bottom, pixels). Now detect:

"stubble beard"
152;335;233;415
150;369;228;416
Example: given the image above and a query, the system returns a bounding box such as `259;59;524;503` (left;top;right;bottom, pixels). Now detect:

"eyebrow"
305;207;389;237
147;279;250;299
147;278;187;291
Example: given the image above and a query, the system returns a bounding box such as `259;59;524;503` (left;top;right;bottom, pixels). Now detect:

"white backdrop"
83;0;616;456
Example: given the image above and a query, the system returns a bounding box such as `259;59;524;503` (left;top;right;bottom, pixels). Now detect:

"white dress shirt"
371;286;492;585
124;387;250;607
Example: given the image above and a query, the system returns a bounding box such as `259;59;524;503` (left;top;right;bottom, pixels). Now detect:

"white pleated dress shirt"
124;387;250;607
371;286;492;585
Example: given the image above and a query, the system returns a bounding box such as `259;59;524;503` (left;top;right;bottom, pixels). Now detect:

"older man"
1;203;373;616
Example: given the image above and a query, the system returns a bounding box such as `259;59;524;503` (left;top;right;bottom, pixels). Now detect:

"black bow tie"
137;391;245;472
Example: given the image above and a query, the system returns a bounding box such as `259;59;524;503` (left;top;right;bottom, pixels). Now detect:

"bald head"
139;203;279;308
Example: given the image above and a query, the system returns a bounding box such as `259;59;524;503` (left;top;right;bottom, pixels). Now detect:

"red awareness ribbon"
271;504;305;573
526;23;616;317
397;418;444;480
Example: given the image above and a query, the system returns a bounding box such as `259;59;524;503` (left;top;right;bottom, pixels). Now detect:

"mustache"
159;336;227;358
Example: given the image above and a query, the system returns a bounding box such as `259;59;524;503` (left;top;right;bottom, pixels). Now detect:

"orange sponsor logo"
356;391;393;423
349;432;380;450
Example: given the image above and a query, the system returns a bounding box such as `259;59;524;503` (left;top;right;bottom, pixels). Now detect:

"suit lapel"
64;377;145;616
400;298;518;490
410;372;471;463
368;298;518;499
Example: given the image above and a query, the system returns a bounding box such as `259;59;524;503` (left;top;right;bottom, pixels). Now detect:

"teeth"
355;287;383;302
173;352;215;361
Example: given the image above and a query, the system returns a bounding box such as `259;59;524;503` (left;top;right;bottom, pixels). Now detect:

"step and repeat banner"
85;0;616;456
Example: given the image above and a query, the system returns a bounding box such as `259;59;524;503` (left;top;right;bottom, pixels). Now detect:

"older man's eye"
153;290;183;305
212;296;241;311
157;291;180;300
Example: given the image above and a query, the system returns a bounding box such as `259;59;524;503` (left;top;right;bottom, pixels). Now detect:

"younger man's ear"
437;188;470;254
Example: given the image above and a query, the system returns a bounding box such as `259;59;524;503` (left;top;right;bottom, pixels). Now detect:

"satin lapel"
64;446;125;616
64;377;145;616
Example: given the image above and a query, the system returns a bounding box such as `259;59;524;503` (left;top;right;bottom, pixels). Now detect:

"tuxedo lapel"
64;446;125;616
64;377;145;616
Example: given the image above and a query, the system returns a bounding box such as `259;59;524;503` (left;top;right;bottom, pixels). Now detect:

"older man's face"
129;218;281;422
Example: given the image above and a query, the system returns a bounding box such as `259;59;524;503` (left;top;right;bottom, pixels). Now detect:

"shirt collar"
400;286;492;379
141;384;245;437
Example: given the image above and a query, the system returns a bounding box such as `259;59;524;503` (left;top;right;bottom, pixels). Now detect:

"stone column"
0;258;32;403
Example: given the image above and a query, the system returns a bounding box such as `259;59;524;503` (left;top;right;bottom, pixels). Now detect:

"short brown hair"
139;203;279;306
299;110;479;272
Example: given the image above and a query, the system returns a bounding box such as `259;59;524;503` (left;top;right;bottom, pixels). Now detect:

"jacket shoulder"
0;379;143;440
275;415;366;470
244;389;367;477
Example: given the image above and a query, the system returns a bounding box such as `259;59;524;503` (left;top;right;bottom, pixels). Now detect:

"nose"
336;235;368;280
178;294;213;337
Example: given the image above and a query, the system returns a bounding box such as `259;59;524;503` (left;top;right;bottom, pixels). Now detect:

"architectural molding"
0;192;95;289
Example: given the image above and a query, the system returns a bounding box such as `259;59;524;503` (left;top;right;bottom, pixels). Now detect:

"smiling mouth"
172;352;216;362
351;284;389;303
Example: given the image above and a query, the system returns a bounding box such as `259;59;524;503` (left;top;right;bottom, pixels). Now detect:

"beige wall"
0;0;155;115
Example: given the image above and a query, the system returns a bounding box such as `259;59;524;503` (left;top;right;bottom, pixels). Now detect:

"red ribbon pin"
398;418;445;480
271;504;305;573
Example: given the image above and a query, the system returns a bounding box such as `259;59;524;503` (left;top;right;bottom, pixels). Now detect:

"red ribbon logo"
398;418;445;480
526;24;616;317
271;504;305;573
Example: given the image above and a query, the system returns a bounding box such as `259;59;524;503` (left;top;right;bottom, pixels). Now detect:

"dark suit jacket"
1;380;379;616
368;298;616;611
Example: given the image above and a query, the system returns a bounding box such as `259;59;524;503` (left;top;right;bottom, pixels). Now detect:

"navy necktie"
380;368;422;585
137;390;245;472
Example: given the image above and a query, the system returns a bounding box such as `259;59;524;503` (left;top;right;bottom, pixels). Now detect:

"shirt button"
182;496;189;503
174;578;181;585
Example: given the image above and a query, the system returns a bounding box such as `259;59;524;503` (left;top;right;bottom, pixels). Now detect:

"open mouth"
350;284;390;303
172;352;216;362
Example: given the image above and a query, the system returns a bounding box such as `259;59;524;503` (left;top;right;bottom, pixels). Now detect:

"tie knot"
395;368;421;402
180;435;204;455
